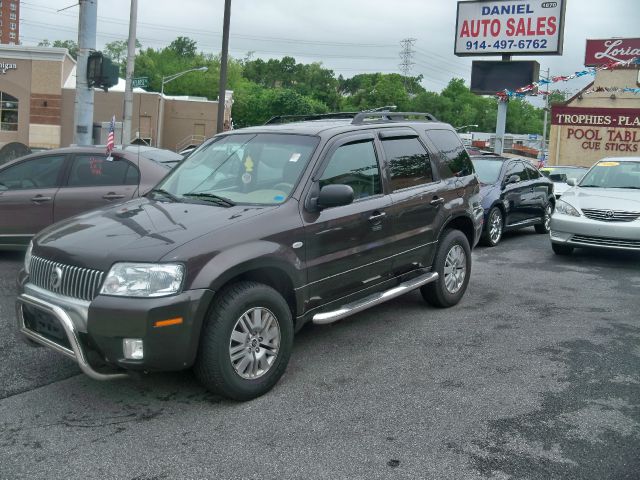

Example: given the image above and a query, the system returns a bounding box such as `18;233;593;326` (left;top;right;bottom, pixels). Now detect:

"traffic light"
87;52;120;91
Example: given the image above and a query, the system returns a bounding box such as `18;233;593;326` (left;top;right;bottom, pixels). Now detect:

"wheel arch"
439;214;475;248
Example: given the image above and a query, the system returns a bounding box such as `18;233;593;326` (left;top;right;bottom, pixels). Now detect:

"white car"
549;157;640;255
540;165;589;199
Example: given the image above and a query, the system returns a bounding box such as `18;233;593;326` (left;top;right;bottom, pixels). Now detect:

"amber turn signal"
153;317;183;328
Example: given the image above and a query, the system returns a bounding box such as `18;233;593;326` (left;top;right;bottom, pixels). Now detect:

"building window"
10;22;16;30
10;13;16;20
0;92;19;132
10;2;17;10
9;32;16;40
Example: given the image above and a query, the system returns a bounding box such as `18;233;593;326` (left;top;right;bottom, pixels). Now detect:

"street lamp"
455;124;479;132
156;66;208;149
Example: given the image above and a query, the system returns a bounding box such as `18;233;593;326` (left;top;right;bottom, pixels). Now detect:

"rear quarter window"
425;129;475;179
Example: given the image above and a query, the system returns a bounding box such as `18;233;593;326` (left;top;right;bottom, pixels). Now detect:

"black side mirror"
315;184;354;210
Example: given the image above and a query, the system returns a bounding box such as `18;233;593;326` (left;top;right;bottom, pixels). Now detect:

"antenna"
399;38;416;92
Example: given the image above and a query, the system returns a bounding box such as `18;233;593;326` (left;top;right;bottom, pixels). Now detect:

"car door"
53;153;139;222
0;154;67;246
523;163;548;218
501;161;529;226
301;134;394;311
379;129;447;275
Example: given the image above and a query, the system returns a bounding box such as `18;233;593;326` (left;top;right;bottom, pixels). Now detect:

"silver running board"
312;271;439;325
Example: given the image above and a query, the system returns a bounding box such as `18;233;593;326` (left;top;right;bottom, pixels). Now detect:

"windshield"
470;159;503;184
156;133;320;205
579;160;640;189
540;167;587;183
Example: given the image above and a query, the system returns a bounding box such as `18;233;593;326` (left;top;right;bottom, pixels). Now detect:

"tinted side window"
506;162;527;182
525;164;540;179
425;129;474;178
0;155;66;190
319;140;381;200
381;137;433;190
68;155;133;187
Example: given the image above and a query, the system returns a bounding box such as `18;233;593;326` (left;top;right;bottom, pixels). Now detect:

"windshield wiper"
147;188;181;202
183;192;236;207
613;186;640;189
578;184;600;188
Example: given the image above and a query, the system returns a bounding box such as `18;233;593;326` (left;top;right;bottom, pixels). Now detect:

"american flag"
106;115;116;157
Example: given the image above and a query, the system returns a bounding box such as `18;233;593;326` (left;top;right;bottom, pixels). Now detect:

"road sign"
132;77;149;88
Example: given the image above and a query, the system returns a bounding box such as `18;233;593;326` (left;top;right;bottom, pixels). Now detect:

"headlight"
24;241;33;275
555;200;581;217
100;263;185;297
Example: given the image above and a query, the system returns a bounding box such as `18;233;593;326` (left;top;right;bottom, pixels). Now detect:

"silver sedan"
549;157;640;255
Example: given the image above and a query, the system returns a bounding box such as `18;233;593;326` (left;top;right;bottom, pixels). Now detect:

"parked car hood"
33;197;277;270
561;187;640;211
553;182;570;197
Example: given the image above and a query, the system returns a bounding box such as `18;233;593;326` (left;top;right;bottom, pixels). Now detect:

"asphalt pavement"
1;231;638;480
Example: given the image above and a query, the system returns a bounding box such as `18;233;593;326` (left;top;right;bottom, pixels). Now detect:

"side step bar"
312;271;439;325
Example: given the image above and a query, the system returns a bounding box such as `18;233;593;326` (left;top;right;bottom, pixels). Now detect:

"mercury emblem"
50;267;63;289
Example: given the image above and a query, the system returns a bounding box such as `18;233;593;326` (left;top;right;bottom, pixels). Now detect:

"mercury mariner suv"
17;111;483;400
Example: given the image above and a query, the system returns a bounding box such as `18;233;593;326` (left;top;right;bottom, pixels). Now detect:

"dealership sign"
584;38;640;66
454;0;566;56
552;106;640;154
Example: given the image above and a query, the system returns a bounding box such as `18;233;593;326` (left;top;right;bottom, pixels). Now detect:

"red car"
0;146;173;249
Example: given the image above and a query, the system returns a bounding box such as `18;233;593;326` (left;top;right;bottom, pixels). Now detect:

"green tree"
104;39;142;75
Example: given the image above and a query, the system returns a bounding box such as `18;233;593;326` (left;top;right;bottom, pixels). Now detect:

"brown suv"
16;112;483;400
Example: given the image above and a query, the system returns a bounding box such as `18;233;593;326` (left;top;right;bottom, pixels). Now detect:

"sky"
18;0;640;99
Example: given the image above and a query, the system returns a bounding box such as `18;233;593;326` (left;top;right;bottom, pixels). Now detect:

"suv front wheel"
421;229;471;308
194;281;294;400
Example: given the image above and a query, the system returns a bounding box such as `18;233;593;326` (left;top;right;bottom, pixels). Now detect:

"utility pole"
73;0;98;145
122;0;138;147
216;0;231;134
494;54;510;155
540;67;550;165
399;38;416;92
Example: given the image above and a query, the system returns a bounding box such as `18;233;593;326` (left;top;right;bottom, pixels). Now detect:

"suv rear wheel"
194;281;294;401
421;229;471;308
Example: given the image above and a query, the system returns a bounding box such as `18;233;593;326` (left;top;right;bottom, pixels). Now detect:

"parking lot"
1;230;638;480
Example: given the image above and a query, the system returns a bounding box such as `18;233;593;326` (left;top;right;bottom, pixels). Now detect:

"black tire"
194;281;294;401
535;202;554;234
552;243;573;255
421;229;471;308
480;207;503;247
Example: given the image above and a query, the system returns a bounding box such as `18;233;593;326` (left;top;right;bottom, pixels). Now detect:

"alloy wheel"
443;245;467;294
544;204;553;231
489;210;503;244
229;307;281;380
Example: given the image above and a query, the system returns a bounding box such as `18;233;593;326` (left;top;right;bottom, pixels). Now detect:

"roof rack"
351;111;438;124
264;112;358;125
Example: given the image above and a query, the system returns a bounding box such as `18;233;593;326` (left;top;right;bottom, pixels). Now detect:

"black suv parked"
17;112;483;400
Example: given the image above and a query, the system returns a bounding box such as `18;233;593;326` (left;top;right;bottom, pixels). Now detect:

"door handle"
30;195;52;203
430;196;445;206
368;211;386;222
530;187;534;192
102;193;126;200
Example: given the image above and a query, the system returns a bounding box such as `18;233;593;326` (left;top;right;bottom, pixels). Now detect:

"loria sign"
584;38;640;66
0;61;17;74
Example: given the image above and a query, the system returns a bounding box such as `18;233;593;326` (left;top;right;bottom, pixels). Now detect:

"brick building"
0;0;20;45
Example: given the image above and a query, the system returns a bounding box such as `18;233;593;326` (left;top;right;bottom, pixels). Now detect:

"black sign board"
470;60;540;95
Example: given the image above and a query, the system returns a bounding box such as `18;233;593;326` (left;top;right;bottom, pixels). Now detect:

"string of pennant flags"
495;57;640;100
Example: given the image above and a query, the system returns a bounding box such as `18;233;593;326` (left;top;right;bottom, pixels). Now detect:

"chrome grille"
571;234;640;250
581;209;640;222
30;256;105;301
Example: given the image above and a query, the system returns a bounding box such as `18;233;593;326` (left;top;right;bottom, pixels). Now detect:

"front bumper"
549;213;640;251
16;270;214;379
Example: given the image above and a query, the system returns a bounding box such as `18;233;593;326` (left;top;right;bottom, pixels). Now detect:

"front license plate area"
22;304;72;350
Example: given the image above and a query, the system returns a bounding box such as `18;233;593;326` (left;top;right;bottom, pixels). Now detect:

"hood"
560;187;640;212
553;182;570;196
34;197;277;270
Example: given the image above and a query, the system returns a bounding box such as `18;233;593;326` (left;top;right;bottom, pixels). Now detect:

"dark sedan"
471;155;555;246
0;146;170;249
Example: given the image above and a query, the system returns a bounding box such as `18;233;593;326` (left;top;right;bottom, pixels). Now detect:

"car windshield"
470;159;503;184
157;133;320;205
579;160;640;189
540;167;587;183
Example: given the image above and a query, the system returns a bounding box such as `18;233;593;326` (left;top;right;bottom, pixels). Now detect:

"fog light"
550;230;571;241
123;338;144;360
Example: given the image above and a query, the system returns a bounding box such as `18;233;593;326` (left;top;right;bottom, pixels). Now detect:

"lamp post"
455;124;478;132
156;66;208;149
